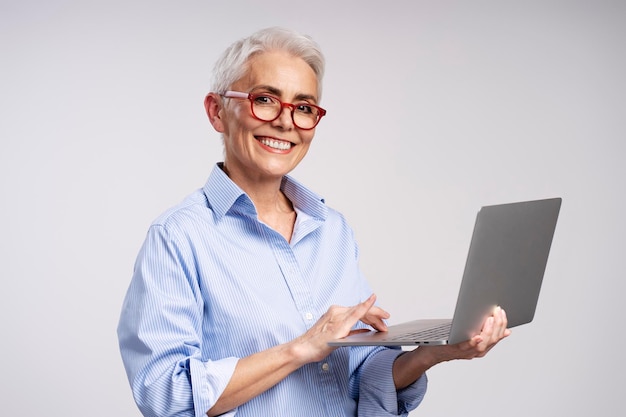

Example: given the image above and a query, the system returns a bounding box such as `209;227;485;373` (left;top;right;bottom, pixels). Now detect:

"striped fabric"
118;163;427;417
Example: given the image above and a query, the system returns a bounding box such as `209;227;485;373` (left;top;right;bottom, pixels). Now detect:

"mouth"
256;136;294;151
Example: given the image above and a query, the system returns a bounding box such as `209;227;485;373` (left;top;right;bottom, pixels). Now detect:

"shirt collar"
204;163;328;222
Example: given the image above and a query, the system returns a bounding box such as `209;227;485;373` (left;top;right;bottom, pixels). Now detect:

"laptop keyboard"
386;322;452;342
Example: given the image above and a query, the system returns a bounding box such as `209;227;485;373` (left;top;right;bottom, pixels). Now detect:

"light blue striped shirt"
118;163;427;417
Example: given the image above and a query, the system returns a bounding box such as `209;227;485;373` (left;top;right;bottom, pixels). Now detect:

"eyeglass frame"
220;90;327;130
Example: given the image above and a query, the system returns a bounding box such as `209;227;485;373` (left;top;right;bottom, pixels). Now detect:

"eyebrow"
250;85;318;103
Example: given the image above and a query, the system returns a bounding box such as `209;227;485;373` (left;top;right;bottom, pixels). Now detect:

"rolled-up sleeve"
117;224;237;417
354;348;428;416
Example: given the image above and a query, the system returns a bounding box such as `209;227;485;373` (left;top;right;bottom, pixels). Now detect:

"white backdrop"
1;1;624;416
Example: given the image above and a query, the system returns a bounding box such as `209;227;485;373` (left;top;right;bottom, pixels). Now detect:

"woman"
118;27;509;417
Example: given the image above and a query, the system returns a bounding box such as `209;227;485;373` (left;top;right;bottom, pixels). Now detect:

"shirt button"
305;312;314;321
321;363;330;372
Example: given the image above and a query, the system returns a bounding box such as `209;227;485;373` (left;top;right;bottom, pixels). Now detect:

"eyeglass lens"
252;95;320;129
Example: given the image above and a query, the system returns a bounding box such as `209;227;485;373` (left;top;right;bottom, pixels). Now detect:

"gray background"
1;0;624;415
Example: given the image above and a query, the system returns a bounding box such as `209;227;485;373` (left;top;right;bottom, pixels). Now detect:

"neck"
221;163;293;217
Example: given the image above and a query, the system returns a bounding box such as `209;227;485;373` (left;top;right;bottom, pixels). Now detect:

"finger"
362;312;388;331
467;334;483;348
349;294;377;320
482;315;495;334
492;308;507;339
478;308;510;351
362;306;390;327
357;297;390;331
500;308;511;338
368;305;391;319
361;293;377;309
321;295;376;337
492;307;510;341
477;316;495;349
347;328;372;336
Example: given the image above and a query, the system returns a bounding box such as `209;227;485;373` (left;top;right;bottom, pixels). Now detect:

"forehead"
233;50;319;100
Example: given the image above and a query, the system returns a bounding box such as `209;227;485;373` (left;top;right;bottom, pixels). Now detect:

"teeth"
259;138;291;150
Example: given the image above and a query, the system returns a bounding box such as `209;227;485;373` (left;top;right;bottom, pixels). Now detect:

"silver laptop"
329;197;561;347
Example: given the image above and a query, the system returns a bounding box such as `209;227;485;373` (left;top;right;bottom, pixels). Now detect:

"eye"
253;95;278;106
295;103;316;115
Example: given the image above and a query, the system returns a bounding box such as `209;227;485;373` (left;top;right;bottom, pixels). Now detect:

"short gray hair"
211;27;325;100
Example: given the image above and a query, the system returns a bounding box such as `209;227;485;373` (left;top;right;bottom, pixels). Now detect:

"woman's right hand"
207;294;389;416
290;294;390;364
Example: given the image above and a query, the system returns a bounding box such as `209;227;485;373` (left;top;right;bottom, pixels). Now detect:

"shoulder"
325;205;351;228
150;188;212;231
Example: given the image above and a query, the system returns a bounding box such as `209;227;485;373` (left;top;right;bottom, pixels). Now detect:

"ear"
204;93;225;133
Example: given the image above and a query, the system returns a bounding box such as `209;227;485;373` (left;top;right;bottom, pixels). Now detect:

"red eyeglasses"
221;91;327;130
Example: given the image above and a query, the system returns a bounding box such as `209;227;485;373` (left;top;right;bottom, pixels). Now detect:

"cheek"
221;104;254;135
295;134;315;160
301;131;315;145
223;115;258;138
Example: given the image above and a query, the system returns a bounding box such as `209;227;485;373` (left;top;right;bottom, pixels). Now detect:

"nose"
271;104;295;129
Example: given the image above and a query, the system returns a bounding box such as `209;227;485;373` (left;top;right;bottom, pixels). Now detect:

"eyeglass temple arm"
221;91;249;99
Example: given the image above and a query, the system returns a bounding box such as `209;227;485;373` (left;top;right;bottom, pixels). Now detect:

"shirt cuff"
190;356;239;417
358;349;428;416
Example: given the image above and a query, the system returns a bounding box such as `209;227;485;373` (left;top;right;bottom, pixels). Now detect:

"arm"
119;224;389;417
207;294;389;416
118;224;230;417
120;212;392;416
392;307;511;389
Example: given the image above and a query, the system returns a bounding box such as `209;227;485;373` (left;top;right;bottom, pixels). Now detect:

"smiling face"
209;50;320;188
